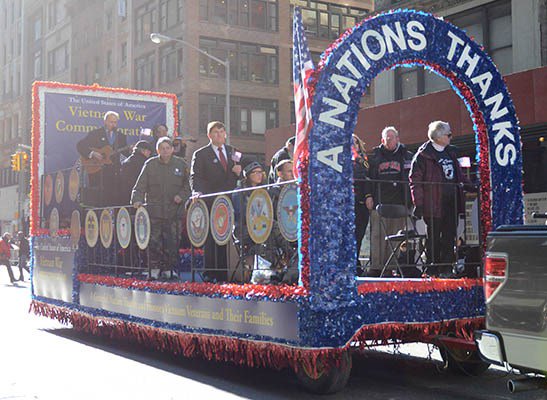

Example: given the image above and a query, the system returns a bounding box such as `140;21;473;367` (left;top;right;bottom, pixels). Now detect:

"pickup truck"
475;212;547;393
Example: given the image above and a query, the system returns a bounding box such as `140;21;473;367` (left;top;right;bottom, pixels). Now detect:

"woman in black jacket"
352;135;374;273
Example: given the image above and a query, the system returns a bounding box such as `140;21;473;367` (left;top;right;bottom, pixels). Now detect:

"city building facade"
0;0;374;232
266;0;547;199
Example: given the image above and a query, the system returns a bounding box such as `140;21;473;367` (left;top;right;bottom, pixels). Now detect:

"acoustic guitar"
80;144;133;175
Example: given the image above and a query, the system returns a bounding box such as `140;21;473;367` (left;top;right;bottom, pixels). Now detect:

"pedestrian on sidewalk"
0;232;16;284
17;232;30;281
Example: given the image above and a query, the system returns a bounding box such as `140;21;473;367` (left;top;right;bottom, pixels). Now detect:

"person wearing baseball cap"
232;161;265;281
120;140;154;205
131;137;191;279
268;136;295;184
189;121;243;282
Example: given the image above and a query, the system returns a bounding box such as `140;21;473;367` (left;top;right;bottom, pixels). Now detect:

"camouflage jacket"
131;155;190;219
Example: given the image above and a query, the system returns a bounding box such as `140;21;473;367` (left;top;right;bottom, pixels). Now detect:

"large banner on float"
299;10;523;309
79;283;299;341
30;82;178;236
34;83;177;175
32;236;75;303
44;92;167;174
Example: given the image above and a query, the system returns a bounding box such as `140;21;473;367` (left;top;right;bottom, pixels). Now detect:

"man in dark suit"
77;111;130;206
190;121;242;281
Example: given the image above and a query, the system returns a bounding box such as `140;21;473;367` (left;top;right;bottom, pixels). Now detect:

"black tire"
439;347;491;376
295;351;352;394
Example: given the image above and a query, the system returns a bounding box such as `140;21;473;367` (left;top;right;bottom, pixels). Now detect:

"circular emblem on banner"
70;210;81;246
100;209;114;248
55;171;65;204
246;188;273;244
134;206;151;250
44;174;53;206
85;210;99;248
210;195;234;246
277;183;298;242
116;207;132;249
49;208;59;237
186;199;209;248
68;168;79;202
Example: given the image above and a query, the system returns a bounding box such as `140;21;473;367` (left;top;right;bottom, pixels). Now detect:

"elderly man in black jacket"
368;126;414;276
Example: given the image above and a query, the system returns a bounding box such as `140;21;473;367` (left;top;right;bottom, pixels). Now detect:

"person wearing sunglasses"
409;121;472;277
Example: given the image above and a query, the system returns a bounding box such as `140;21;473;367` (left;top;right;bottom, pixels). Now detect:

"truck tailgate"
487;227;547;371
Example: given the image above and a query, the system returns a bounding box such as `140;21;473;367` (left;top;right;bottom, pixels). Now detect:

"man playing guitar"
77;111;131;206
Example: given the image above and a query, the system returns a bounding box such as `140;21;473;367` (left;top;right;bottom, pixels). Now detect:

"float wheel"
439;346;491;376
295;350;352;394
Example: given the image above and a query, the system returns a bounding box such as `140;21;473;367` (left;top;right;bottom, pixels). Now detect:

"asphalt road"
1;273;545;400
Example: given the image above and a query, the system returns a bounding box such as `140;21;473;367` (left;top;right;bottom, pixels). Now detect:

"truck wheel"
295;350;352;394
440;347;490;376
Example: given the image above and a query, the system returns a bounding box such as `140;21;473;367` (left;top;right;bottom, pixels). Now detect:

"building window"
135;3;157;44
6;118;12;141
47;42;69;77
199;94;278;136
33;17;41;41
94;56;100;80
47;2;56;30
106;50;113;74
135;52;155;90
200;0;278;32
13;114;18;139
12;62;20;96
16;29;21;56
105;10;113;31
121;42;127;67
199;0;208;20
296;1;369;40
47;0;65;30
160;43;183;84
395;0;512;100
160;0;184;31
95;18;102;39
84;63;89;84
200;38;278;84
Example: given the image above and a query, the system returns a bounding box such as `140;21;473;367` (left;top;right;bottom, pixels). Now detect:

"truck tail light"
484;255;507;302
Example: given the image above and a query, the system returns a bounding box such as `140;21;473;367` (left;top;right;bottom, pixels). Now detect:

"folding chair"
376;204;426;278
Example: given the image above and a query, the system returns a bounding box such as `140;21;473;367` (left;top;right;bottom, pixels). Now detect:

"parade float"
30;9;523;393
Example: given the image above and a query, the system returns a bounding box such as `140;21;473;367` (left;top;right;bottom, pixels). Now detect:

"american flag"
292;7;315;178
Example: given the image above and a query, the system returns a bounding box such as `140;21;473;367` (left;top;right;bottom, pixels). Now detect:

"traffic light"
10;153;21;172
20;152;29;170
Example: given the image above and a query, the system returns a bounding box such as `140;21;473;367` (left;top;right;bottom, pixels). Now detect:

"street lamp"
150;33;231;144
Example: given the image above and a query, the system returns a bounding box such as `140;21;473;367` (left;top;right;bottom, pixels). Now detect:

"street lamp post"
150;33;231;144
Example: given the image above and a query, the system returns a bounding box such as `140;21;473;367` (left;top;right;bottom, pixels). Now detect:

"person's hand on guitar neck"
89;150;104;161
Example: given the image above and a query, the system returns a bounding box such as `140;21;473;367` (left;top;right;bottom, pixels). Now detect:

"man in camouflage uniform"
131;137;190;278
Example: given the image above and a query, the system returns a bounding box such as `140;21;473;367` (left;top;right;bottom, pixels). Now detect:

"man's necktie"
218;148;228;171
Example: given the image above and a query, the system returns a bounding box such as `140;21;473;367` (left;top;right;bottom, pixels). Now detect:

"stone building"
0;0;374;230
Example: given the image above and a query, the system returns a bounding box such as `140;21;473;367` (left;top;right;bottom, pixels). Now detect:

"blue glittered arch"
304;10;522;310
